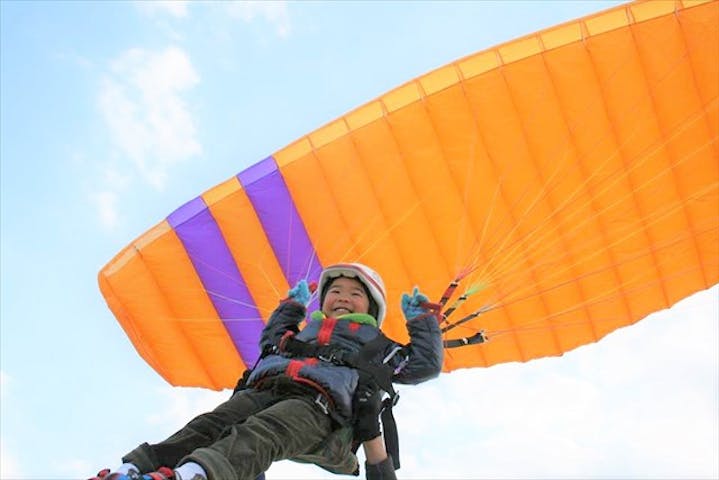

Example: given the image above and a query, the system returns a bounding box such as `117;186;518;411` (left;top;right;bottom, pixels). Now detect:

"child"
92;263;443;480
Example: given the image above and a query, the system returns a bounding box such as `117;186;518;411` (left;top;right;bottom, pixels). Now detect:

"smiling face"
321;276;370;318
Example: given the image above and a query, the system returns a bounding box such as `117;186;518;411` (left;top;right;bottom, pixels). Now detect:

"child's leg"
121;388;277;472
178;396;333;480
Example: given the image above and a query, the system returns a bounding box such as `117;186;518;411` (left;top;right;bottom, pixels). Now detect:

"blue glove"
287;279;311;306
401;287;430;320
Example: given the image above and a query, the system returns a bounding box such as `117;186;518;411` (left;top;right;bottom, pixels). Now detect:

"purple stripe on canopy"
238;156;323;310
168;197;263;365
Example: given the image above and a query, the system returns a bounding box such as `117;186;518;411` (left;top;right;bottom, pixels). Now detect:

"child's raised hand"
401;286;430;320
287;279;311;306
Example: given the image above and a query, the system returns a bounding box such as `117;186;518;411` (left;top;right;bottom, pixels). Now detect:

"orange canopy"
99;0;718;390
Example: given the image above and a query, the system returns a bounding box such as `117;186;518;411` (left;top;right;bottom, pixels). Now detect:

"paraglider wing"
99;0;719;390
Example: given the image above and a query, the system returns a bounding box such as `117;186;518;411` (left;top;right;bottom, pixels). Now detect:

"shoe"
89;467;174;480
88;469;141;480
142;468;175;480
88;469;112;480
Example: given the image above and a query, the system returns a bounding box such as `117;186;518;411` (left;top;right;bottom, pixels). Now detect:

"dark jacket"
246;301;443;423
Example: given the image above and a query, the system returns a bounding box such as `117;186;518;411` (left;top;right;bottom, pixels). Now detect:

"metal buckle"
314;394;330;415
319;350;344;365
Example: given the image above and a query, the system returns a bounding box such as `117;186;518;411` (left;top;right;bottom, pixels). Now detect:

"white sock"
116;463;139;475
174;462;207;480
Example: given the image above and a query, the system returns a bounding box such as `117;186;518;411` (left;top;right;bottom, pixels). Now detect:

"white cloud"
135;0;189;18
146;386;228;430
55;50;94;70
391;288;719;479
0;370;9;399
91;190;121;230
90;165;131;230
1;438;22;479
225;1;291;38
98;46;202;191
102;165;132;192
1;372;22;479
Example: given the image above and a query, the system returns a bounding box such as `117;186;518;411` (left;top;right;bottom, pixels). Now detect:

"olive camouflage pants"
122;380;341;480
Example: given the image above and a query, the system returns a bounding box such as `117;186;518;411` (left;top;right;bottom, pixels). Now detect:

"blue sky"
1;1;717;479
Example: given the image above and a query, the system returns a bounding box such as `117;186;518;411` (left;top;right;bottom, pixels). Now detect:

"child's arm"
258;280;311;349
356;393;396;479
387;287;444;385
362;436;397;479
362;436;388;464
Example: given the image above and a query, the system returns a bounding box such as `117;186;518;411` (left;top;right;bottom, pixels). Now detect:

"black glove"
354;382;383;442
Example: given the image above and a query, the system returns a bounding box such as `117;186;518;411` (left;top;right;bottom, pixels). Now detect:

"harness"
279;331;402;468
238;330;403;469
279;332;398;399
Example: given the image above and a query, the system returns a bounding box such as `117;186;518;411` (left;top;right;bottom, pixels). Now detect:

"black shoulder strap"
354;333;402;469
350;333;398;398
381;397;400;470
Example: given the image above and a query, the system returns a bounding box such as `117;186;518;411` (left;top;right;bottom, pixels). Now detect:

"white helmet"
318;263;387;325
